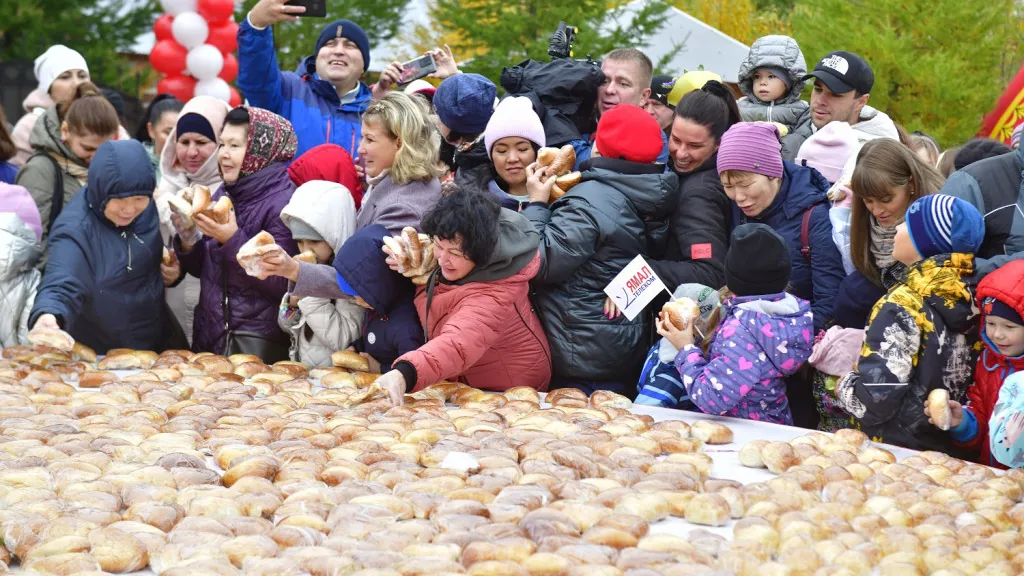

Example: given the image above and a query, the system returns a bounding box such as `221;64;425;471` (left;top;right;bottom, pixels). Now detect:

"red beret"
595;104;664;164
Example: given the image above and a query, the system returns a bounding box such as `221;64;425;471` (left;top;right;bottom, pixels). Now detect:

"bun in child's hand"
295;251;317;264
928;389;952;431
662;297;700;330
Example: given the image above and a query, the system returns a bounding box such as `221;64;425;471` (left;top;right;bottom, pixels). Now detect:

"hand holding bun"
382;228;436;281
167;184;213;229
928;389;952;431
236;231;282;278
536;145;580;203
295;251;317;265
197;196;233;225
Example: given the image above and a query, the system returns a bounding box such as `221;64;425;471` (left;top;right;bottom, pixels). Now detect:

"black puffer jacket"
650;153;730;290
453;138;493;194
525;157;680;382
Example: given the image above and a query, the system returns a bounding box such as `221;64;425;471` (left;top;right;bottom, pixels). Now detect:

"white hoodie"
277;181;363;367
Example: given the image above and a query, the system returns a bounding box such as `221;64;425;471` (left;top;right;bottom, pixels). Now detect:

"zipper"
768;101;774;123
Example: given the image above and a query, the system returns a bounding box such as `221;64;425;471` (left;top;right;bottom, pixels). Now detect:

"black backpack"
500;58;605;147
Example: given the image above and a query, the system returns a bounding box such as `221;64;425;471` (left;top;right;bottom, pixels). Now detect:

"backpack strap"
800;207;814;263
28;152;65;234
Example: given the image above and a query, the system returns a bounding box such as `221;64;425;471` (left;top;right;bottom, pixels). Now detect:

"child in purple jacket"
656;223;814;425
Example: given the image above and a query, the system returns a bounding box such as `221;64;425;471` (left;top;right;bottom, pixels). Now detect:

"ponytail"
674;80;741;143
57;82;119;138
135;93;184;142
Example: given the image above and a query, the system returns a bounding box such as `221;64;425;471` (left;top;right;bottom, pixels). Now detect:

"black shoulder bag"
221;258;290;363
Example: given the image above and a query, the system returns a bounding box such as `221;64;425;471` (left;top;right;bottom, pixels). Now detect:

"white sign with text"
603;255;668;321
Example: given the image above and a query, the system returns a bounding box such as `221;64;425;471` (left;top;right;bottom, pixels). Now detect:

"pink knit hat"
717;122;784;178
0;183;42;242
484;96;546;159
795;121;858;184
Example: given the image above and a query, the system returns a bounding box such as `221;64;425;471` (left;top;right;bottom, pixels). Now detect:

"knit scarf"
239;107;298;178
869;216;900;271
48;150;89;186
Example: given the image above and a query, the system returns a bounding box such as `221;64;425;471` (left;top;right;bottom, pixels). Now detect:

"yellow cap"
667;70;723;107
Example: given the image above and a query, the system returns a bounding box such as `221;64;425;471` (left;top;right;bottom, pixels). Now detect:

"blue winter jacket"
729;161;845;332
29;140;165;354
237;17;372;159
333;224;423;369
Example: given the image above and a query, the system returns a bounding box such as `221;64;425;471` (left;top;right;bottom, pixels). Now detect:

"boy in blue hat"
834;194;986;454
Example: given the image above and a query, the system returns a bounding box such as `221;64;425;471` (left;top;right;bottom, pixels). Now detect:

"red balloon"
219;53;238;83
198;0;235;24
206;19;238;54
154;14;174;42
157;75;197;102
229;87;242;107
150;39;189;76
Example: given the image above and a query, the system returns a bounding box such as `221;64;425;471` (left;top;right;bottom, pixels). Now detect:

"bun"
236;231;280;278
28;327;75;351
928;389;952;431
403;227;423;268
162;247;174;267
555;172;581;189
295;251;317;264
537;145;576;175
198;196;232;225
662;298;700;330
332;350;371;372
190;185;212;213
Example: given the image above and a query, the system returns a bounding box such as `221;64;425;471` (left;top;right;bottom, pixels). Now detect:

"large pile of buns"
1;344;1021;576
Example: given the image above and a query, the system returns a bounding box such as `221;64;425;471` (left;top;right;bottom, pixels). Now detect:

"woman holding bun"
481;96;545;211
524;104;678;397
656;224;814;425
155;96;232;343
169;106;298;360
28;140;181;354
16;81;120;265
292;188;550;404
355;92;442;233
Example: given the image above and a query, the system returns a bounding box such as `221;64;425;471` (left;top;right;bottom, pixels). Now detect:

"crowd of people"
1;1;1024;469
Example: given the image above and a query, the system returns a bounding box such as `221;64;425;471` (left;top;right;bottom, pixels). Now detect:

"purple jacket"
176;162;298;353
675;293;814;425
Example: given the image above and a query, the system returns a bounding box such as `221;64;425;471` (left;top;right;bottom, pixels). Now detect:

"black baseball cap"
649;74;675;107
803;51;874;95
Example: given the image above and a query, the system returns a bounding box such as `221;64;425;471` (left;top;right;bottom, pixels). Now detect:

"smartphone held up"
284;0;327;17
399;54;437;85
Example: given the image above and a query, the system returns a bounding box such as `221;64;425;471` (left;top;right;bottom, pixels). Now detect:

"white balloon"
186;44;224;82
172;11;209;50
160;0;197;16
194;78;232;102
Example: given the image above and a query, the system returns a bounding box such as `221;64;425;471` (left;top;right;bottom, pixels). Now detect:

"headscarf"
288;144;363;209
239;107;298;178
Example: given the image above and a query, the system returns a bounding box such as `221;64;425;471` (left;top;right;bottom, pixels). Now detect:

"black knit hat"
726;223;792;297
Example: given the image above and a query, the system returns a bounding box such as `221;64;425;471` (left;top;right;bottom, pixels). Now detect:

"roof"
608;0;749;83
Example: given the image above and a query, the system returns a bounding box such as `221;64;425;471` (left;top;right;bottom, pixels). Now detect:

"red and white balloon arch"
149;0;242;106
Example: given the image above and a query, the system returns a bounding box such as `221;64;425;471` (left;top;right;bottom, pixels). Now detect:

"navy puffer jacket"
730;161;846;332
29;140;166;353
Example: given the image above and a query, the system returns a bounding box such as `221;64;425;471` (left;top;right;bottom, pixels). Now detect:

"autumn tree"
427;0;672;83
240;0;409;72
669;0;790;45
0;0;160;90
788;0;1024;146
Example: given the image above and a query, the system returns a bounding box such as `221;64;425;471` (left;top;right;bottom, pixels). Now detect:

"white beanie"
35;45;89;94
484;96;546;159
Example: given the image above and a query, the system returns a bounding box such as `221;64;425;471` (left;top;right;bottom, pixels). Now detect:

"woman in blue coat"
29;140;172;353
716;122;845;333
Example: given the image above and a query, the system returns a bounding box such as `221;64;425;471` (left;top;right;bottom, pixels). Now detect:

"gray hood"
457;209;540;285
737;35;807;104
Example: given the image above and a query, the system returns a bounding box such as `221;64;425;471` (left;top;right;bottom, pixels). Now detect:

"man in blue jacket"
237;0;402;158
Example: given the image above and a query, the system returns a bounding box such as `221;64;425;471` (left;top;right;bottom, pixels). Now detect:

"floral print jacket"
835;254;980;453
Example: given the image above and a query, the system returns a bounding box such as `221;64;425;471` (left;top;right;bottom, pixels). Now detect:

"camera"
548;21;578;60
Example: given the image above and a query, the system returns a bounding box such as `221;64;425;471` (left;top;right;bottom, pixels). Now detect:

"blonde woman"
355;91;443;233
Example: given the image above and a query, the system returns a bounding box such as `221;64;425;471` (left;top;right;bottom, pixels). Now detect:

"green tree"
670;0;790;45
428;0;672;83
240;0;410;72
0;0;160;90
789;0;1024;146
